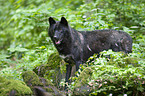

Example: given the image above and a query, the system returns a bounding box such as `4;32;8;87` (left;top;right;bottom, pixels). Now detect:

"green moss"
34;52;66;76
0;76;32;96
47;53;63;68
42;78;54;86
22;71;65;95
39;79;54;93
72;67;93;95
108;56;139;68
123;57;139;67
33;52;66;86
22;71;55;92
22;71;42;86
74;67;93;88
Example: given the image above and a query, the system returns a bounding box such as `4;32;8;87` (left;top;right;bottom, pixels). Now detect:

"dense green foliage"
77;50;144;95
0;0;145;95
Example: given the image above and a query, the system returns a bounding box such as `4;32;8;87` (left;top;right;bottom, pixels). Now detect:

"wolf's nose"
53;35;58;40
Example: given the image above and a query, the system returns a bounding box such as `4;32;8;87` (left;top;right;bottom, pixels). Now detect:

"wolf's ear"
60;17;68;26
49;17;56;25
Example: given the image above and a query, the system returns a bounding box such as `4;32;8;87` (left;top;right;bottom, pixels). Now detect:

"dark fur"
48;17;132;86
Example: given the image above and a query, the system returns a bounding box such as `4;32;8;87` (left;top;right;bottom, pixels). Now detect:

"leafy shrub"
71;50;145;95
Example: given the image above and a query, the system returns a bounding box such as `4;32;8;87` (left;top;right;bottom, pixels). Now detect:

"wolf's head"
48;17;71;45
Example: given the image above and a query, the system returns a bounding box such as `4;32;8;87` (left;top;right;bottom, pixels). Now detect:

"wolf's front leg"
65;64;72;90
76;61;83;71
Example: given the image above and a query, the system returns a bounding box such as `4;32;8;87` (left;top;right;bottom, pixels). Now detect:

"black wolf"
48;17;132;85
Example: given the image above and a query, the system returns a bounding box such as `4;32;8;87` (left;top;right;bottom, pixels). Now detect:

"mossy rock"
22;70;42;87
0;76;32;96
73;67;93;95
47;53;64;69
34;53;65;75
33;52;66;86
22;71;65;96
